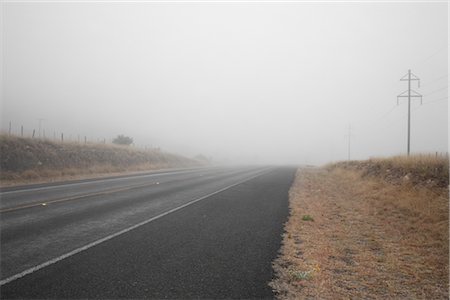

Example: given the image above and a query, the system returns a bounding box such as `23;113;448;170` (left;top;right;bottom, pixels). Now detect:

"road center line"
0;169;200;196
0;169;271;286
0;181;160;213
0;168;258;213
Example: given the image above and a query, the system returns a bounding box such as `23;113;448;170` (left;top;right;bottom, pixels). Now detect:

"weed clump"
302;215;314;221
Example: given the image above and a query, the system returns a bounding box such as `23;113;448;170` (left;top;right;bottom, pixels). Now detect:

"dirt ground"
270;167;449;299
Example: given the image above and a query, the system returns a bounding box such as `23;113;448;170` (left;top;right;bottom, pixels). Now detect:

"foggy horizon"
1;1;448;165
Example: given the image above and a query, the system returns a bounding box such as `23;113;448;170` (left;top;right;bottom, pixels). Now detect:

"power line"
423;86;448;97
352;87;445;134
351;104;399;129
415;45;448;67
421;74;449;87
421;96;448;106
360;80;446;135
377;104;398;121
381;96;446;131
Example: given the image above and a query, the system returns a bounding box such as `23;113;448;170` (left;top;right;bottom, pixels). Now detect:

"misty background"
1;2;448;165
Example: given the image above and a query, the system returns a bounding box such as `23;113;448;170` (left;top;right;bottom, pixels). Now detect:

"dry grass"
332;154;449;188
0;135;200;186
271;157;449;299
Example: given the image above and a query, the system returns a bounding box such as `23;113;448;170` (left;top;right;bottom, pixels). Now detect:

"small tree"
112;134;133;146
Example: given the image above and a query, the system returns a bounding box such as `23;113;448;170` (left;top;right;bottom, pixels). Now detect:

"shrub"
112;134;133;146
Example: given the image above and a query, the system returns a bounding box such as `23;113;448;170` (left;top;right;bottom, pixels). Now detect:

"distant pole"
32;129;35;138
348;125;351;161
37;118;45;138
345;124;353;161
398;70;422;156
61;133;64;142
21;125;23;137
8;121;11;136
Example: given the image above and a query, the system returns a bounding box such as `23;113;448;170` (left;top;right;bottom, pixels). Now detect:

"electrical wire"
421;74;449;87
423;86;448;97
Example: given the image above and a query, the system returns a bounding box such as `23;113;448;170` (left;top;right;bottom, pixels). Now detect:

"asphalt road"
0;166;296;299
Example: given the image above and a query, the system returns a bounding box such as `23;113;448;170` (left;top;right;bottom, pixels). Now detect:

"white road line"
0;169;271;286
0;168;202;195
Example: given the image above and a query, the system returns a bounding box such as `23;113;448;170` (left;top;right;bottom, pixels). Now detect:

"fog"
1;1;448;165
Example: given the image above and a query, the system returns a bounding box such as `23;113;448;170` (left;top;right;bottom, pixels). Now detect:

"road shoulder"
271;166;448;299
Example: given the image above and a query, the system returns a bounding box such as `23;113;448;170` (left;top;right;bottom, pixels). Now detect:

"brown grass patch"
271;162;449;299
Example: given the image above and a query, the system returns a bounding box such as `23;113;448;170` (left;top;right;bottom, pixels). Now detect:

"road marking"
0;181;161;213
0;168;202;196
0;169;270;286
0;167;250;213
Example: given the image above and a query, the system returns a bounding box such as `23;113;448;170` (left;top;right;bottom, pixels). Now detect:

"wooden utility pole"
397;70;422;155
345;124;354;161
37;118;45;138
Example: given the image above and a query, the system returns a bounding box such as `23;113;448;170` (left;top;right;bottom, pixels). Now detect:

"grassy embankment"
271;155;449;299
0;134;200;186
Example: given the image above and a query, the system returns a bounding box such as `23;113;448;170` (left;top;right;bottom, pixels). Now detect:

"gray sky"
1;1;448;165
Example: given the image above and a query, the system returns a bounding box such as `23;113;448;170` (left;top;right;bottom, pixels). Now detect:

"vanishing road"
0;166;296;299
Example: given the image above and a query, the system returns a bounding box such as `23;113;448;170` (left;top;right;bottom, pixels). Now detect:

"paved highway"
0;166;295;298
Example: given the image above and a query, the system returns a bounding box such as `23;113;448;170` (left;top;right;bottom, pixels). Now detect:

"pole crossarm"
397;90;422;97
397;89;422;104
400;71;421;84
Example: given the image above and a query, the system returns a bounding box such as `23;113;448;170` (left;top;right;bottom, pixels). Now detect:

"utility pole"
347;125;351;161
345;124;353;161
397;70;422;156
37;118;45;138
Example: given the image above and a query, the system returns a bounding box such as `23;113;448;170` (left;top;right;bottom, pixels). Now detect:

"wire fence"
1;121;160;152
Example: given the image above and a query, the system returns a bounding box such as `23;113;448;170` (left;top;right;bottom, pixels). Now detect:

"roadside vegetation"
0;134;201;186
271;155;449;299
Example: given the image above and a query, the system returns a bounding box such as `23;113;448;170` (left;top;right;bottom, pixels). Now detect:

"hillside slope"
0;135;200;186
